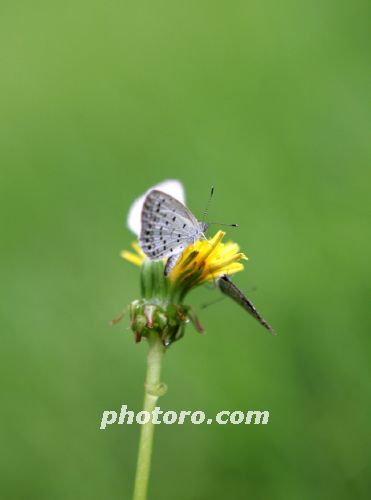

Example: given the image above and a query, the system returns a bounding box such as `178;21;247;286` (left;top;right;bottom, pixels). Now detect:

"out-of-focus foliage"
0;1;370;498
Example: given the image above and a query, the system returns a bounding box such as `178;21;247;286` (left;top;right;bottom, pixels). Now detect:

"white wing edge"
127;179;185;236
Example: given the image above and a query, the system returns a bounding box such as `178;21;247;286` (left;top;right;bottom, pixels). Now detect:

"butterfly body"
139;190;207;273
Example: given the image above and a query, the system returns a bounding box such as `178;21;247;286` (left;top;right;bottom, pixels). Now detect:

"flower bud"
128;297;193;347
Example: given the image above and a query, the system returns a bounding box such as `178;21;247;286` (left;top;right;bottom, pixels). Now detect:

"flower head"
114;180;272;346
168;230;247;301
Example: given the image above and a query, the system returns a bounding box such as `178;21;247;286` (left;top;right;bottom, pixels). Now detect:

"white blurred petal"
127;179;185;236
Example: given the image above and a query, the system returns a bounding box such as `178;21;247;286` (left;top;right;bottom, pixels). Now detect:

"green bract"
129;260;203;347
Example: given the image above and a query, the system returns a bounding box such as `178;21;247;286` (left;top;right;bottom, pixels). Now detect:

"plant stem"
132;331;166;500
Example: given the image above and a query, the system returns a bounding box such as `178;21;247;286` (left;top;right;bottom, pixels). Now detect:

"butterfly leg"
201;232;212;246
164;253;181;276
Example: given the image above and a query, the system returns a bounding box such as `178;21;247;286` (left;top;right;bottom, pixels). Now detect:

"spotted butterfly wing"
139;190;206;262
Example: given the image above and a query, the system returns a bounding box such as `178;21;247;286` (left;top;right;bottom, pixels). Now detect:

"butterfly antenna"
207;222;239;227
202;186;214;223
202;187;238;227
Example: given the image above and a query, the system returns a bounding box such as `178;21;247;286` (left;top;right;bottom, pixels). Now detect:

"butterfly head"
199;221;209;233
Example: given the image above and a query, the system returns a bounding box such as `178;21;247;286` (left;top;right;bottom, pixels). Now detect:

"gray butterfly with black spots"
139;190;208;275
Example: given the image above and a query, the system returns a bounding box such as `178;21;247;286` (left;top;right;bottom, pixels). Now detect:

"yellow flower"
121;231;247;296
169;230;247;287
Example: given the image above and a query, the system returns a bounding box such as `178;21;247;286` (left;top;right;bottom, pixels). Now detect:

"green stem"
132;332;166;500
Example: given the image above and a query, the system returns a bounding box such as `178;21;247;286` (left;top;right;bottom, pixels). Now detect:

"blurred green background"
1;1;370;499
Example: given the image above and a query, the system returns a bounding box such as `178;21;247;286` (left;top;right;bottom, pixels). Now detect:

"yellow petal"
131;241;144;255
120;250;144;267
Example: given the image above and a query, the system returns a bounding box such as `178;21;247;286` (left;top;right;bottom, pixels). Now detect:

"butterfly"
139;189;208;275
218;274;275;334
